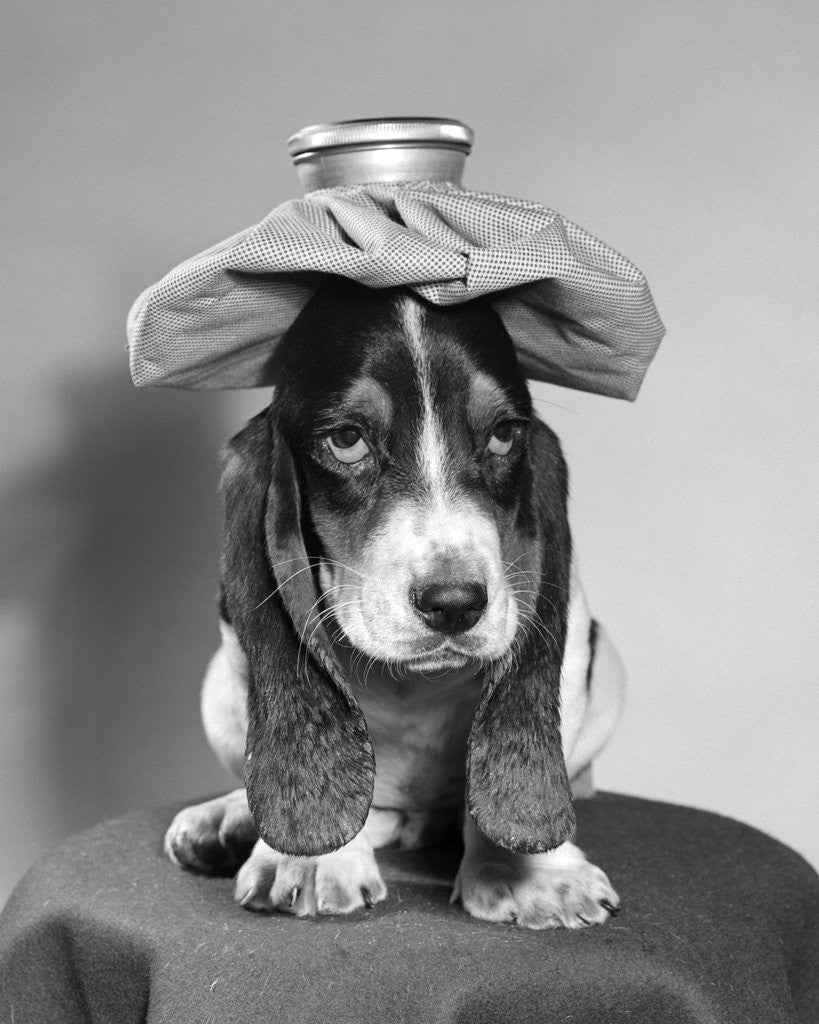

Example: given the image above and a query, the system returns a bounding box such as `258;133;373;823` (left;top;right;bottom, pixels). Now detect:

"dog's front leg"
453;814;619;929
235;821;387;917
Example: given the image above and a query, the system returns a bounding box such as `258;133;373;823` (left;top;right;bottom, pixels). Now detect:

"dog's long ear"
220;409;374;856
466;418;576;854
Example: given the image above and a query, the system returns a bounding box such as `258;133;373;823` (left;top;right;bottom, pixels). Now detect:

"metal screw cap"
287;117;474;192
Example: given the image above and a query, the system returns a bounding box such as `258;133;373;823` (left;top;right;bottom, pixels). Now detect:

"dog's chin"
329;623;482;683
401;650;474;677
397;632;498;680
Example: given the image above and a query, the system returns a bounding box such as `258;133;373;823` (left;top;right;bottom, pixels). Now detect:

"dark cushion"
1;793;817;1023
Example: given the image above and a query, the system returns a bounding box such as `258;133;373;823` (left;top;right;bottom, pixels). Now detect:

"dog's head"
221;281;575;856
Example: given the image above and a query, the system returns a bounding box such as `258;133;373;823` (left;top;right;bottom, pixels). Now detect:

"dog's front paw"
165;789;258;874
453;842;619;929
235;838;387;917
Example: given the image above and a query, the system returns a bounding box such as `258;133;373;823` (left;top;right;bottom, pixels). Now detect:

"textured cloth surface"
127;182;665;398
2;793;818;1024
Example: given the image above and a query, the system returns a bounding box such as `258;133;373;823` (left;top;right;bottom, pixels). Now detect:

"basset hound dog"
165;281;625;929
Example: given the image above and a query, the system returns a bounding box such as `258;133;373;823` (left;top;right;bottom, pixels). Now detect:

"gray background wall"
1;0;816;904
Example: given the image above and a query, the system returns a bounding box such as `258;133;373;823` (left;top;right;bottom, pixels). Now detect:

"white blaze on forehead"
399;295;450;503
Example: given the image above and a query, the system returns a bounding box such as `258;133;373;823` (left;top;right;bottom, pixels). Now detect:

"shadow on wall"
0;368;240;892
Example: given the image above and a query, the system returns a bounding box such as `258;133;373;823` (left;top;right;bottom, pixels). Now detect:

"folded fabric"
127;181;665;400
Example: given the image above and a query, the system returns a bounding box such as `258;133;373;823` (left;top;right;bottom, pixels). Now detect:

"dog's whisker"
303;608;350;667
295;590;338;677
256;558;375;614
254;562;316;614
269;556;315;572
504;570;569;596
506;585;540;599
502;549;539;572
517;609;561;654
363;651;383;687
297;594;361;679
318;556;367;578
530;394;579;416
253;562;317;611
298;589;354;643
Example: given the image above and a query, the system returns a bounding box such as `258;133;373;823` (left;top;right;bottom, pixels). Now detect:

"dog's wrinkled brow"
467;370;523;427
335;377;393;429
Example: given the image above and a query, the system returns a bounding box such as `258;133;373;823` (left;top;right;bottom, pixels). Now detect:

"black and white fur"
165;282;625;929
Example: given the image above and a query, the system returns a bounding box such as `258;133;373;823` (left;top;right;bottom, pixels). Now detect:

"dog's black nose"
412;580;488;634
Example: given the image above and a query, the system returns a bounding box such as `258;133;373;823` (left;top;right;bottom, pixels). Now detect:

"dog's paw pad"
455;851;619;930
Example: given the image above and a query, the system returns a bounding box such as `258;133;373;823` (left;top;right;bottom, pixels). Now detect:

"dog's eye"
486;421;516;456
326;428;371;464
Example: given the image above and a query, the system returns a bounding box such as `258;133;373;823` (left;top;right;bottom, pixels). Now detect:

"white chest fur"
354;665;484;815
